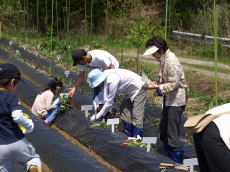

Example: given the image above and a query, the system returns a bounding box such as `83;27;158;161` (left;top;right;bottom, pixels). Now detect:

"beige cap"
143;46;159;56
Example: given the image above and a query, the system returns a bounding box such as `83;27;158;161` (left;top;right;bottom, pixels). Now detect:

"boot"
123;123;133;137
132;126;143;138
164;145;184;164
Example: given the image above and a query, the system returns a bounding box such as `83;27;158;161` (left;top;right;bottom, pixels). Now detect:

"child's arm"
12;110;34;134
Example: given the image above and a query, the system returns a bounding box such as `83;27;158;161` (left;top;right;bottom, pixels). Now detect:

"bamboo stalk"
105;0;108;35
213;0;218;105
45;0;48;27
0;21;1;38
90;0;93;34
121;2;125;68
50;0;54;76
37;0;39;31
165;0;168;40
56;0;58;37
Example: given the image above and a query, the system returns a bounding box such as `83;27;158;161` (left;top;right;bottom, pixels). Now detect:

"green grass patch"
183;63;230;74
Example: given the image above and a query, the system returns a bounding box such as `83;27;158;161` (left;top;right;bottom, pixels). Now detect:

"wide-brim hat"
143;46;159;56
184;114;209;127
87;69;106;88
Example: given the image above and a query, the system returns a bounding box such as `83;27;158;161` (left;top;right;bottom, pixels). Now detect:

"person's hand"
149;81;159;89
90;113;103;122
68;87;75;97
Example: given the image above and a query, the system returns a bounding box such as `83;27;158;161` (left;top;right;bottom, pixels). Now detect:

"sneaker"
44;120;53;126
28;165;41;172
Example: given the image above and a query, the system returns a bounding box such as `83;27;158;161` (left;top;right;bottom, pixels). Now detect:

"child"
0;63;41;172
32;78;63;125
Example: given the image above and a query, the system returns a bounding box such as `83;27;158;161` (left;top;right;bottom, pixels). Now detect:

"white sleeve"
96;76;119;117
12;110;34;134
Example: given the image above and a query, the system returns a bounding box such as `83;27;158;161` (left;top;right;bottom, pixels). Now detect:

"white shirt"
205;103;230;150
97;69;145;117
79;50;119;72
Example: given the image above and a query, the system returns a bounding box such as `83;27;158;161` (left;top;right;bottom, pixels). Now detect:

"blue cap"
87;69;106;88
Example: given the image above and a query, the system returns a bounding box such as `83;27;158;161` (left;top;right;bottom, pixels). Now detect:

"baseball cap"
0;63;21;79
143;46;159;56
72;49;87;66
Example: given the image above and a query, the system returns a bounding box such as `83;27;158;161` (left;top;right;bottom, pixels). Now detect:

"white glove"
12;110;34;134
90;113;103;122
23;119;34;134
53;98;60;105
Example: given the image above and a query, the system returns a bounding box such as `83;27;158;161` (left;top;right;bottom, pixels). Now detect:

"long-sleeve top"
158;49;188;106
31;90;55;117
97;69;145;117
205;103;230;150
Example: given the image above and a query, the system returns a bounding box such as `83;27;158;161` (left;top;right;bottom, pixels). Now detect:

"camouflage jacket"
158;49;188;106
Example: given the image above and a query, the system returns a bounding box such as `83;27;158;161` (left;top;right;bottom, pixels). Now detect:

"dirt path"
117;52;230;80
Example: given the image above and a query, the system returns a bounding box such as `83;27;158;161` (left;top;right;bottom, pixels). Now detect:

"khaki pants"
120;88;147;128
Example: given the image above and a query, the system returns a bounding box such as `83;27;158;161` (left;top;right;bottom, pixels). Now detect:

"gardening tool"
159;163;188;171
18;113;30;133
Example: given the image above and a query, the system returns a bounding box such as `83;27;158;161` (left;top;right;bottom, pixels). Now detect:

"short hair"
0;78;20;88
146;36;168;53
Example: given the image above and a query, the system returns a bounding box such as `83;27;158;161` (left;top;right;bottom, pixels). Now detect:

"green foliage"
90;122;107;128
60;94;72;112
127;22;164;48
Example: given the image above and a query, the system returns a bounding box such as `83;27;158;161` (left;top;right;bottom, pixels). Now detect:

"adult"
68;49;119;98
143;36;188;163
87;68;147;139
193;103;230;172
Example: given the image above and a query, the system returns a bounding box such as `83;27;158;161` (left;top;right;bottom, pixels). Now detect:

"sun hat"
72;49;87;66
143;46;159;56
0;63;21;79
87;69;107;88
184;114;209;128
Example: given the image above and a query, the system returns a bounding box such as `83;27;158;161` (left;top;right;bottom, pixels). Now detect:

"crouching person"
32;78;63;126
88;68;147;139
0;63;41;172
193;103;230;172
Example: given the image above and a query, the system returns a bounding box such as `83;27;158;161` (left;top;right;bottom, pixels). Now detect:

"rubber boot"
132;126;143;138
123;123;133;137
164;145;184;164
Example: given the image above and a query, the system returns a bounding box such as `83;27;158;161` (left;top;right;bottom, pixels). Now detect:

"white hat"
87;69;107;88
143;46;159;56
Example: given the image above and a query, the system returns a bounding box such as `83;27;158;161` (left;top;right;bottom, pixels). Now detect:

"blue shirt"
0;90;24;145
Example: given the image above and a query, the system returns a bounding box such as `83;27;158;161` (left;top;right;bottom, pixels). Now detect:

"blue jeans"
45;104;60;122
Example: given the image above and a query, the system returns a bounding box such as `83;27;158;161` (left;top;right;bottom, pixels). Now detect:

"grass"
182;63;230;74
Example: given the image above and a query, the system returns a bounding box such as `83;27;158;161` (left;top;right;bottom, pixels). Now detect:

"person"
193;103;230;172
0;63;41;172
87;68;147;139
143;36;188;164
32;78;63;126
68;49;119;100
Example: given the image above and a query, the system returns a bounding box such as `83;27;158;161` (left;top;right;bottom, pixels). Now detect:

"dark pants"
193;122;230;172
160;104;185;150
